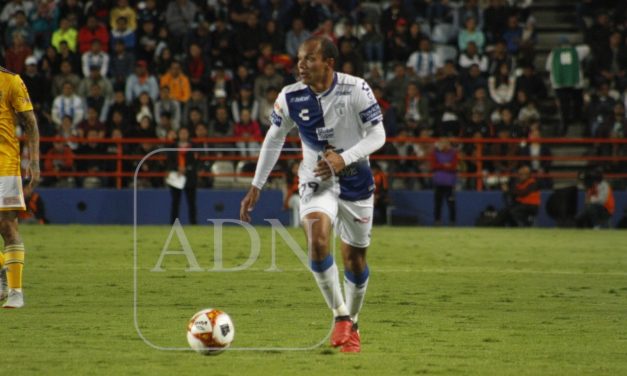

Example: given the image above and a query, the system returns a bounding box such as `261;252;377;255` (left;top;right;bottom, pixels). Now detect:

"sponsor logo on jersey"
316;127;334;140
270;110;282;126
359;103;382;123
290;95;310;103
335;90;351;96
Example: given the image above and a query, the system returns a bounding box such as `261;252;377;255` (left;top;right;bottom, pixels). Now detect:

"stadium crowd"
1;0;626;189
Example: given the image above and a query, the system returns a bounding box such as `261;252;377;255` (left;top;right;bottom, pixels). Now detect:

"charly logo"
334;102;345;117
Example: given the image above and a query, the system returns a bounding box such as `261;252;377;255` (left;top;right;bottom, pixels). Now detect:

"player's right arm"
11;74;40;191
240;89;294;222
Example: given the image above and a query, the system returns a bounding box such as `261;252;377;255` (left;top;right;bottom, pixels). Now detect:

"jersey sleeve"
354;79;383;130
269;88;295;133
9;75;34;113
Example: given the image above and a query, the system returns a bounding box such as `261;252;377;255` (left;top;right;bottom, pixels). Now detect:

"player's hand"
240;186;261;223
315;150;345;180
26;160;40;192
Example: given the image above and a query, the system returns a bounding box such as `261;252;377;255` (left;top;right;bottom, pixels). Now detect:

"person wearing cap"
386;17;411;62
81;39;109;78
125;60;159;103
22;56;51;110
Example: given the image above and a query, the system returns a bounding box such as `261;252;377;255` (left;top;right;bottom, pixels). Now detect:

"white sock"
344;265;370;323
311;255;349;317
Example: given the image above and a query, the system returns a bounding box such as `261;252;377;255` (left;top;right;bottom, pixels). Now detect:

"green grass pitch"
2;225;626;375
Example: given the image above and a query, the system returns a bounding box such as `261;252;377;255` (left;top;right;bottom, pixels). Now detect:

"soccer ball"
186;308;235;355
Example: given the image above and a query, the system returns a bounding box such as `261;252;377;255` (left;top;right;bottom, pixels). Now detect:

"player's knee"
308;235;329;256
0;220;19;243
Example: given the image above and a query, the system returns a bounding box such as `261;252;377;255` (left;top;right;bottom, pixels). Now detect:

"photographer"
576;169;615;228
495;165;540;227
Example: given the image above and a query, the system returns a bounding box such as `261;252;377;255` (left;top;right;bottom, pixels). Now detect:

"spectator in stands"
30;0;58;50
406;38;442;86
165;0;197;54
487;40;513;75
154;86;181;131
592;31;627;90
5;33;32;74
461;63;488;100
286;17;311;58
43;138;75;187
430;138;458;226
459;15;485;53
136;18;158;63
485;126;517;188
231;83;259;123
483;0;510;43
488;62;516;105
59;0;83;29
4;10;33;47
85;83;108;121
109;40;135;86
155;45;173;76
51;17;77;53
132;91;155;123
185;107;205;129
110;16;136;51
58;39;81;74
22;56;51;110
435;60;463;102
587;81;617;138
125;60;159;103
502;14;524;55
130;114;156;139
110;0;137;32
372;84;399;137
209;18;236;67
464;87;495;124
434;91;464;137
78;14;109;54
81;40;109;78
585;11;612;57
52;81;85;128
513;92;541;134
78;64;113;100
338;39;365;77
231;64;254;99
234;108;261;156
456;0;483;31
576;169;615;228
426;0;455;27
103;88;132;127
514;63;547;100
236;12;264;65
386;18;411;63
76;128;106;188
371;163;390;225
495;165;541;227
261;19;285;54
519;125;553;189
254;63;284;103
77;106;106;139
459;41;488;73
167;126;199;225
361;20;384;72
156;111;176;139
183;87;209;128
209;106;234;139
160;60;191;104
403;82;431;132
384;63;410;113
185;42;208;89
546;36;590;136
1;1;35;26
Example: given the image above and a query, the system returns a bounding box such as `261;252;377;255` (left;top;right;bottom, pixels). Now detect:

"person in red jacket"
234;108;262;156
78;14;110;54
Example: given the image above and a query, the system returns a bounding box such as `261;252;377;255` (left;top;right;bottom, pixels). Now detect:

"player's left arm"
17;110;40;191
316;80;386;178
12;75;40;191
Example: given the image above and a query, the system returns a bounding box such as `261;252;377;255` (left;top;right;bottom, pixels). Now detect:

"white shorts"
0;176;25;211
299;185;373;248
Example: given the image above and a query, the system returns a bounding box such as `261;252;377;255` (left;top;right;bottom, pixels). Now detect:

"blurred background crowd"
1;0;626;190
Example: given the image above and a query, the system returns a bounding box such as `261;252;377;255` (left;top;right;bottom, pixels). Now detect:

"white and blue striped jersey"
266;72;384;201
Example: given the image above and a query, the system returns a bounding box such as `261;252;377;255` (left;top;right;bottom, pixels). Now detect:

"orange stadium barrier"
32;136;627;190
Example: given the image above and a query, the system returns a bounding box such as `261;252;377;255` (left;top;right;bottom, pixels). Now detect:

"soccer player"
240;37;385;352
0;66;40;308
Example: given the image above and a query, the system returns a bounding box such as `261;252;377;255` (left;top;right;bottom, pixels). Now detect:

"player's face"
297;41;331;87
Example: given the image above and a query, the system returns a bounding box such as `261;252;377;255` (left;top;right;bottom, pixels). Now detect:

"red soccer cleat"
340;326;361;353
330;316;352;347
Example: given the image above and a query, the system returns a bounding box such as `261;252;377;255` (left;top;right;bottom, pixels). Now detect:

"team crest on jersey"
316;127;334;140
334;102;346;117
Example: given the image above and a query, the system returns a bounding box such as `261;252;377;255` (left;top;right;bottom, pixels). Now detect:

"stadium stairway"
532;0;588;187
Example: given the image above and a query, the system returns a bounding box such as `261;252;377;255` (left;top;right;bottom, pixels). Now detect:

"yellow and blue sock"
4;244;25;292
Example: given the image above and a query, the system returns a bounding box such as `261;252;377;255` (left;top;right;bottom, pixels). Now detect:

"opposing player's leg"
336;196;374;353
0;211;25;308
301;189;351;347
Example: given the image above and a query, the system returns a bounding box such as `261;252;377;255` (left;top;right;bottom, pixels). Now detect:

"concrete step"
533;10;577;25
536;32;583;49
